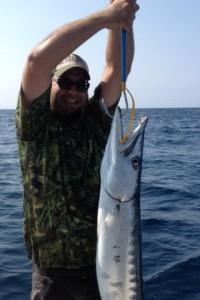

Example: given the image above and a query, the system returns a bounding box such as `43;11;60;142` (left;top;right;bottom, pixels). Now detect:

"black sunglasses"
56;77;90;93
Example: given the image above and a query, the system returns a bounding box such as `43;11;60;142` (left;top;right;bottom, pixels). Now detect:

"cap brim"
53;64;90;79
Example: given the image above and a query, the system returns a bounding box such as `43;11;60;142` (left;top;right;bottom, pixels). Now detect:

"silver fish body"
96;107;148;300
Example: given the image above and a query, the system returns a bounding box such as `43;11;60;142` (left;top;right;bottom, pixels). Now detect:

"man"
16;0;139;299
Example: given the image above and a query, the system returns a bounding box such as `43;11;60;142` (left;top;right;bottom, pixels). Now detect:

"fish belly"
96;187;143;300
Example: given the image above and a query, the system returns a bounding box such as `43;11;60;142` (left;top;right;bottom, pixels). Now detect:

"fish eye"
131;156;141;169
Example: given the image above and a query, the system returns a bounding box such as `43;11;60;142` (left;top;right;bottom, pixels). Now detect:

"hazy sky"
0;0;199;109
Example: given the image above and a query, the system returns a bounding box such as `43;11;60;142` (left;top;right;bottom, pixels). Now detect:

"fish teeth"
128;292;138;300
129;284;138;292
128;249;136;256
128;267;137;276
129;275;137;283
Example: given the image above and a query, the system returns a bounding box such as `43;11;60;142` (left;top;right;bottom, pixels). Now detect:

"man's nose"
65;84;77;93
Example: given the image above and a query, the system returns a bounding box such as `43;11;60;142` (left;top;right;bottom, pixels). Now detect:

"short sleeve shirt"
16;84;114;268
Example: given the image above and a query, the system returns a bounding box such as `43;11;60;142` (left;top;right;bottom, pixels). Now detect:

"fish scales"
96;107;148;300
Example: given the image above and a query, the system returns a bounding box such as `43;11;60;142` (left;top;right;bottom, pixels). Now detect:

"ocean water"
0;108;200;300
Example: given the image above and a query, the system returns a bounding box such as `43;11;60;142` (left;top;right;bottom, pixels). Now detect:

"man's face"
51;68;89;118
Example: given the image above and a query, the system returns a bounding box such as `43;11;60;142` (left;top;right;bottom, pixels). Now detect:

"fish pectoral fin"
105;212;118;227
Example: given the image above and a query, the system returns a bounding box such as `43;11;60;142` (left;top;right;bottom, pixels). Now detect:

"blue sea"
0;108;200;300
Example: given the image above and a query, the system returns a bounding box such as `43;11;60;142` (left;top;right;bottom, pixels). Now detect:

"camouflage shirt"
16;84;114;268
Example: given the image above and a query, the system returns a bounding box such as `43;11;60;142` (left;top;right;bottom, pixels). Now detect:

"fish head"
101;107;148;202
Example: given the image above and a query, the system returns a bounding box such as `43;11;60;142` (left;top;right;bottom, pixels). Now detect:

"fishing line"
119;29;136;144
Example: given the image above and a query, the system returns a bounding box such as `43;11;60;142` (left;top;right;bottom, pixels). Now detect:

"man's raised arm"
21;0;139;108
101;0;139;107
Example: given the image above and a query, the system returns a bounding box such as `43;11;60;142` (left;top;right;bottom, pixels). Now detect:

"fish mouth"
117;108;148;156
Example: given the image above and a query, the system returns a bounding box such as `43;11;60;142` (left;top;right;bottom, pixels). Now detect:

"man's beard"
52;103;86;123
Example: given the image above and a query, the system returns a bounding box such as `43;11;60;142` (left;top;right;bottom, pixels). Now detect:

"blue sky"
0;0;199;109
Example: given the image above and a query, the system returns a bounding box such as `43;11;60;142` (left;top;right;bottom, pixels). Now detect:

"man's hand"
106;0;139;30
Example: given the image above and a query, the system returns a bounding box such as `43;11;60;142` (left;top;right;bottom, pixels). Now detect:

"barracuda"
96;107;148;300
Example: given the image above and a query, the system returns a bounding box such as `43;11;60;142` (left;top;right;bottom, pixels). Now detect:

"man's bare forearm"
29;11;110;75
105;26;134;75
27;1;137;76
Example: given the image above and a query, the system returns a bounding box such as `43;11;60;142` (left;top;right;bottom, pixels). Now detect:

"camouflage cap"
53;53;90;79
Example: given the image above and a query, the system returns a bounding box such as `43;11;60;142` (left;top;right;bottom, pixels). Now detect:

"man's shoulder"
16;86;51;141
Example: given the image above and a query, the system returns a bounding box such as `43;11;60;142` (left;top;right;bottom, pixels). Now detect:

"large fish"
96;107;148;300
